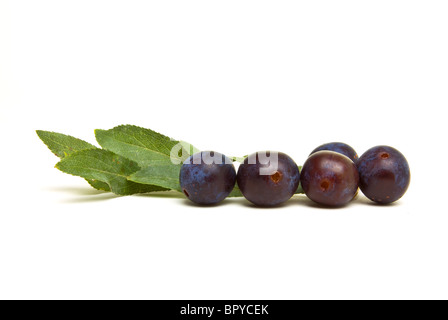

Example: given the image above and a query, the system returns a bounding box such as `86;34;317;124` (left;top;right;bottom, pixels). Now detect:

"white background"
1;0;447;300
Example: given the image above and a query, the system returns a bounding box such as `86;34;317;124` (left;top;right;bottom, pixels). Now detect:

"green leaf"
95;125;195;167
228;185;243;197
295;166;304;194
37;130;113;191
129;161;182;192
36;130;96;158
230;156;247;163
85;179;111;192
56;149;168;195
295;183;304;194
179;141;200;156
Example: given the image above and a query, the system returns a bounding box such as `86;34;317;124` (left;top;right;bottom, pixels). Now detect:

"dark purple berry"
180;151;236;205
310;142;358;162
300;151;359;207
357;146;410;204
237;152;300;207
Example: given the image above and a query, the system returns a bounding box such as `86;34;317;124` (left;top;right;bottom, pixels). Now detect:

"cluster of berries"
179;143;410;207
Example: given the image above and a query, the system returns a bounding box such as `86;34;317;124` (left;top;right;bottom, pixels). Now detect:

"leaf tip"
94;128;107;141
36;130;45;139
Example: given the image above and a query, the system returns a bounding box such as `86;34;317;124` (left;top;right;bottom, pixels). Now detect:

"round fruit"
357;146;410;204
300;151;359;207
179;151;236;205
237;152;300;207
310;142;358;162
